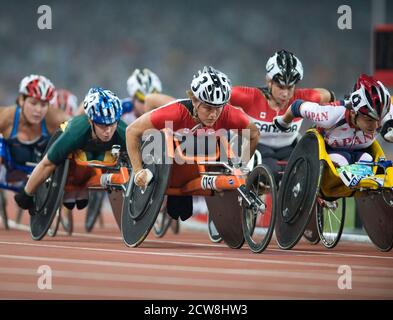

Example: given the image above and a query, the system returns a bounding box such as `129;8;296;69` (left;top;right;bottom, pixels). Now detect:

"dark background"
0;0;392;103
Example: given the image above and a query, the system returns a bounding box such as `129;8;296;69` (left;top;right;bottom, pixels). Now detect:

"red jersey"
230;86;321;148
150;99;250;133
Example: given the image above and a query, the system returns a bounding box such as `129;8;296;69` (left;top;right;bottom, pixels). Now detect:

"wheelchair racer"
230;50;334;183
0;75;68;191
126;66;260;221
14;87;127;212
121;68;163;124
274;74;393;169
52;88;79;117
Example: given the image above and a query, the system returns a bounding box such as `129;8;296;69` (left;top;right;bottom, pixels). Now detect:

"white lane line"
0;275;390;299
5;219;393;260
0;282;303;300
1;242;393;273
1;266;392;286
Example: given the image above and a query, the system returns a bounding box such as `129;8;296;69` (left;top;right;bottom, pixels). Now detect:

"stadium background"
0;0;392;232
0;0;392;103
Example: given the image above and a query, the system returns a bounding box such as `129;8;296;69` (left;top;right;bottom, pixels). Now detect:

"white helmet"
126;68;162;100
266;50;304;86
19;74;55;103
190;66;231;107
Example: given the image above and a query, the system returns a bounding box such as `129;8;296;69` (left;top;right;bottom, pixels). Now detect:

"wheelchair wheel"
30;130;69;241
205;190;244;249
47;209;61;237
171;218;180;234
242;165;277;253
275;133;323;250
121;132;172;247
316;198;346;249
356;194;393;252
0;190;8;230
208;212;222;243
60;208;73;235
15;207;24;224
85;191;105;233
303;204;320;245
153;197;172;238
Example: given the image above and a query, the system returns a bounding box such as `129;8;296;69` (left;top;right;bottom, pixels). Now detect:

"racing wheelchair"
121;128;277;253
0;149;37;230
275;128;393;251
29;129;130;240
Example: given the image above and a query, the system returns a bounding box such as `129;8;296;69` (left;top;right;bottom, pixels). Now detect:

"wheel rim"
317;198;345;248
243;165;276;253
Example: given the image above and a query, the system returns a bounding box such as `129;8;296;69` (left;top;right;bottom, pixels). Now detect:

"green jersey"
47;115;127;165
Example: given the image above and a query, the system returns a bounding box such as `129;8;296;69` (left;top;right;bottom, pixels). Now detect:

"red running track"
0;194;392;300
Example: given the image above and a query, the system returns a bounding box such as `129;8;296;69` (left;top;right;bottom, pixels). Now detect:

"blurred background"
0;0;392;104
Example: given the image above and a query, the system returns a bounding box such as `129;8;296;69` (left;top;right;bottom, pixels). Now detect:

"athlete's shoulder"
293;88;321;101
121;98;134;113
0;105;16;136
232;86;264;99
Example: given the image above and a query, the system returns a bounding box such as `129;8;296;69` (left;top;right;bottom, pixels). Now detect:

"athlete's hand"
134;168;154;190
384;127;393;143
273;116;291;132
14;189;35;212
381;120;393;143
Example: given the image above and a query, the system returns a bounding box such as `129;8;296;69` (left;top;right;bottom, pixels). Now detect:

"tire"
208;212;222;243
0;190;8;230
153;197;172;238
242;165;277;253
316;198;346;249
85;191;105;233
303;204;320;245
47;208;61;237
60;208;73;235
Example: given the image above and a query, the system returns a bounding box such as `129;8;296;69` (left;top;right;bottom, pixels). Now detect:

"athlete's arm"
144;93;176;112
125;112;155;186
278;100;343;129
76;102;85;116
46;107;70;134
244;121;259;162
315;88;335;103
24;154;57;194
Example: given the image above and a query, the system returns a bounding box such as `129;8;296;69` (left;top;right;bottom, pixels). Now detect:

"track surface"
0;195;392;300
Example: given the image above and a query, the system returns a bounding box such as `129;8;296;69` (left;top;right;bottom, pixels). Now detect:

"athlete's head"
349;74;391;135
52;89;78;117
83;87;122;142
188;66;231;127
127;68;162;116
265;50;303;108
18;74;56;125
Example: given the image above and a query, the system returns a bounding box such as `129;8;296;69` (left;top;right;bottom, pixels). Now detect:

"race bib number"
201;175;217;190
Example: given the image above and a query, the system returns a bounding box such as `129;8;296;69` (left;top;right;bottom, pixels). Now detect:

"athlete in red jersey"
126;66;259;221
230;50;334;183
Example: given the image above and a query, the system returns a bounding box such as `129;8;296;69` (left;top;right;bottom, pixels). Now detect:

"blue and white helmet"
83;87;122;125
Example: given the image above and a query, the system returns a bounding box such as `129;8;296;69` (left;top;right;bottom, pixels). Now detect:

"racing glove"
273;116;291;132
134;168;154;191
14;189;35;212
381;119;393;143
